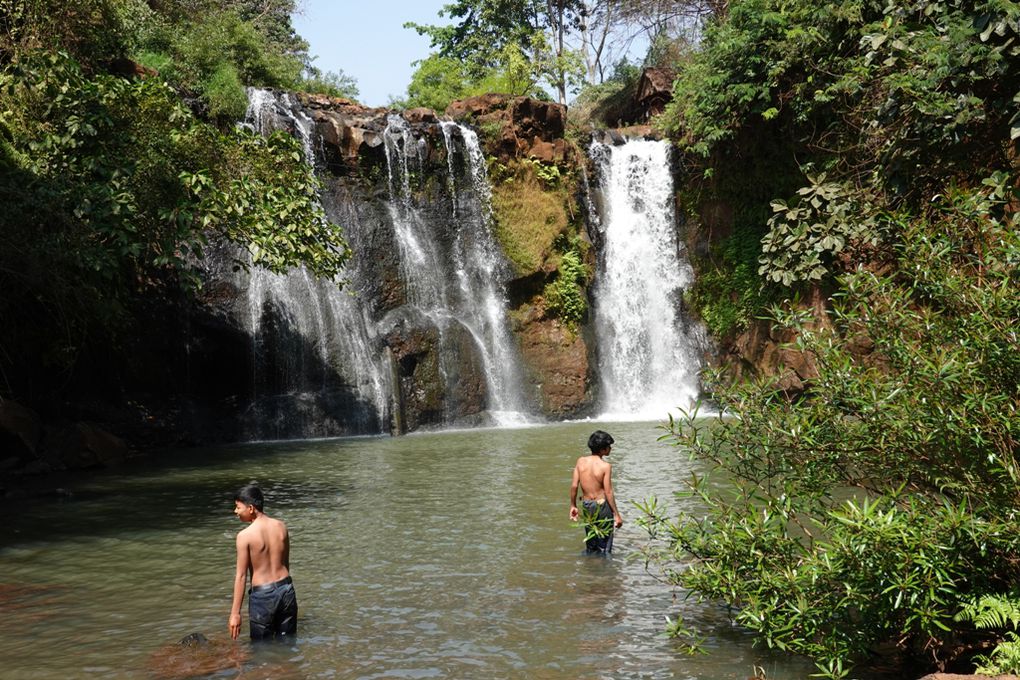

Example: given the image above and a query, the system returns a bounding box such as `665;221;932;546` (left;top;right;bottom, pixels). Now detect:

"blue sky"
292;0;450;107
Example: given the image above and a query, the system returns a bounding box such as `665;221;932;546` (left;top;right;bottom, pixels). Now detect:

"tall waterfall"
590;139;703;419
225;89;393;437
382;116;529;424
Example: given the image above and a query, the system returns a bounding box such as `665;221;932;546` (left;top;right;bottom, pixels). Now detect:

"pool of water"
0;420;821;679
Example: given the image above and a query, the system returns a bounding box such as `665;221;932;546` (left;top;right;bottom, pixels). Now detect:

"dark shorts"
249;575;298;641
581;499;614;554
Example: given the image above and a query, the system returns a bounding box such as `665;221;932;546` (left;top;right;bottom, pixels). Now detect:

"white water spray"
590;139;702;420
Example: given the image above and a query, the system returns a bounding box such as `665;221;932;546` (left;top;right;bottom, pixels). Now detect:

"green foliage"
400;46;550;112
640;174;1020;676
147;8;304;120
760;174;881;285
2;0;311;118
956;593;1020;673
400;54;472;112
0;50;347;391
662;0;1017;194
686;225;775;339
544;244;588;326
404;0;585;102
956;595;1020;631
0;0;135;66
570;59;642;128
489;157;573;276
404;0;557;78
299;67;360;100
973;632;1020;675
201;60;248;119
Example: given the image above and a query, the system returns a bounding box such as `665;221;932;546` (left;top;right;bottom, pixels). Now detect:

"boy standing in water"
569;430;623;553
228;484;298;641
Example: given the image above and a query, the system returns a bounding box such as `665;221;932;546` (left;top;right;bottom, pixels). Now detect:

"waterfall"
381;117;529;424
590;138;703;419
203;88;531;438
223;89;394;437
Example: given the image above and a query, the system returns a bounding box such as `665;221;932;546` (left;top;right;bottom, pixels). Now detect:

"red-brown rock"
514;306;593;416
446;94;567;162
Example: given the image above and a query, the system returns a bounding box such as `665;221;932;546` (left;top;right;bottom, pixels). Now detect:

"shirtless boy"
228;484;298;641
569;430;623;554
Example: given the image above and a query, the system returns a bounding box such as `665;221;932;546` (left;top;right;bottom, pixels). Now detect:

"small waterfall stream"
589;138;704;419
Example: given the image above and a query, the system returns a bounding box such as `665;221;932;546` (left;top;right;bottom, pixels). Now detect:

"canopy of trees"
0;0;351;405
403;0;723;107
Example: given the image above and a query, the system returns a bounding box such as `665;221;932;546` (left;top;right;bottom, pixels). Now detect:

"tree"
638;0;1020;675
641;174;1020;677
400;46;549;112
405;0;585;104
300;65;360;100
0;25;347;403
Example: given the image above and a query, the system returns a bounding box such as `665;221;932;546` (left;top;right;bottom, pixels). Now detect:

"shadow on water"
0;437;363;547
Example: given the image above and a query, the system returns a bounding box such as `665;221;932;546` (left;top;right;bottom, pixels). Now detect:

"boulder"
108;57;158;80
446;95;567;162
404;107;438;124
313;109;387;164
34;421;130;473
147;635;250;680
727;285;829;396
76;422;130;466
384;315;487;430
0;400;42;460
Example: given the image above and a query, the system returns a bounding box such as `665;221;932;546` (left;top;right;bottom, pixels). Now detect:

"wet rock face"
722;285;829;398
446;94;569;163
0;399;131;484
383;318;487;431
514;311;594;417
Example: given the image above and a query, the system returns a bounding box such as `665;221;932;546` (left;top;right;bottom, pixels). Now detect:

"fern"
955;595;1020;630
973;632;1020;675
956;595;1020;675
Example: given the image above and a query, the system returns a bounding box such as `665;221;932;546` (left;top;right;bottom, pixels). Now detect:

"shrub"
544;246;588;326
639;174;1020;677
0;51;346;392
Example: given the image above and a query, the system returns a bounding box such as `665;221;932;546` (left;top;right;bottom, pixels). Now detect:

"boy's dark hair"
235;484;264;511
588;430;614;453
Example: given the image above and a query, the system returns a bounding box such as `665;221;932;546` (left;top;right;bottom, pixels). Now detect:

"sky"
292;0;451;107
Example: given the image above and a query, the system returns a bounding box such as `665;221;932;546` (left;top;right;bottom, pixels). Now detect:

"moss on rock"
489;158;575;277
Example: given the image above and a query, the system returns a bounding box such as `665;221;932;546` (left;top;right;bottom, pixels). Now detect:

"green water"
0;421;819;679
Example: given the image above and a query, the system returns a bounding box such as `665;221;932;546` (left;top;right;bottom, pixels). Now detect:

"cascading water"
221;89;393;437
204;88;531;437
589;138;704;419
381;117;529;424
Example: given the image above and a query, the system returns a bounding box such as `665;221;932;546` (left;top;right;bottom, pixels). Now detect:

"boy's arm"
228;532;251;640
604;464;623;527
569;462;580;521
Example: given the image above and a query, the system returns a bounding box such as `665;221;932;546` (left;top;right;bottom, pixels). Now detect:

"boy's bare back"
572;455;612;501
237;515;290;587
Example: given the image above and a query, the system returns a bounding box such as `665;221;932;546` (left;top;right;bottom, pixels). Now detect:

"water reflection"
0;421;823;679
